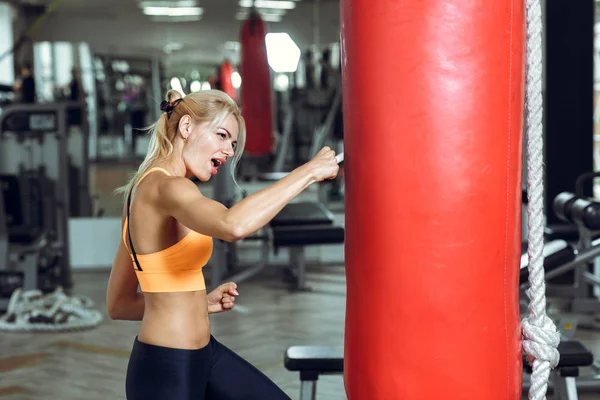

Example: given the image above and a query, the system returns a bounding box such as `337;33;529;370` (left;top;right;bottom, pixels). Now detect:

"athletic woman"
107;89;339;399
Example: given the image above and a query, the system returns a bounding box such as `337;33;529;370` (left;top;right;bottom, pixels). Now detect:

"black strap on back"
126;188;143;271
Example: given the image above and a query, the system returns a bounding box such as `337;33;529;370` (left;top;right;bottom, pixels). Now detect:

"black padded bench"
271;201;336;227
284;345;344;400
285;341;594;400
272;225;345;247
269;202;344;291
519;240;576;287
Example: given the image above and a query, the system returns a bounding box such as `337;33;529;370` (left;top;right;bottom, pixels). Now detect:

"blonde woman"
107;89;339;399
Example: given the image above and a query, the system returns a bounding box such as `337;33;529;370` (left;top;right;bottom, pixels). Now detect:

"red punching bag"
342;1;525;399
219;60;237;102
239;10;273;156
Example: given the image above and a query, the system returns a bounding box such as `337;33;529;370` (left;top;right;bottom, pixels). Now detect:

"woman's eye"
220;133;227;139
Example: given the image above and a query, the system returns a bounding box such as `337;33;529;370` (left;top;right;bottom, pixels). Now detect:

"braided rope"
522;0;561;398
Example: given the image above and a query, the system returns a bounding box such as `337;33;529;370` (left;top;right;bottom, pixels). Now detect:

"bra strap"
126;188;143;272
125;167;171;272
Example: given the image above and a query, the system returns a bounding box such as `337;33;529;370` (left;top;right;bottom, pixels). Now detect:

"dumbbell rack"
552;191;600;313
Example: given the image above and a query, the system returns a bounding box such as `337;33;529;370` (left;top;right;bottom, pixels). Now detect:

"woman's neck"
154;157;185;177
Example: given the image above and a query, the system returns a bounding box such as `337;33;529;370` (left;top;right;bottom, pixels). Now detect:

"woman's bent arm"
161;164;316;242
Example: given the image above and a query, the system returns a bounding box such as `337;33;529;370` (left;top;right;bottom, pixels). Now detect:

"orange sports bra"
122;167;213;293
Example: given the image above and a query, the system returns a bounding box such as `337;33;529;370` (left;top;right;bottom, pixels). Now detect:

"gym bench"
215;201;345;290
270;202;344;291
284;345;344;400
284;341;594;400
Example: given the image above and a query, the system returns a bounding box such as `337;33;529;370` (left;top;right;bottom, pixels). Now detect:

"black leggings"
126;335;291;400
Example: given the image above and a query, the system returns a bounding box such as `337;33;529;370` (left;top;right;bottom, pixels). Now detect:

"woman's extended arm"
160;147;339;242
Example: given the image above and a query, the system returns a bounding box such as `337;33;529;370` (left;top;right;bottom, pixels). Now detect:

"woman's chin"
194;170;212;182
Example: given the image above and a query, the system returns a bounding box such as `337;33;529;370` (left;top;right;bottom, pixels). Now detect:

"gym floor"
1;265;347;400
2;267;600;399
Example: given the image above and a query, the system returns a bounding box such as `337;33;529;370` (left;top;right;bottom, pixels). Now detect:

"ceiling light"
238;0;296;10
190;80;202;92
170;77;185;95
143;6;203;16
235;12;282;22
163;42;184;53
139;1;198;7
274;73;289;92
238;8;286;16
231;72;242;89
225;41;241;51
259;14;282;22
150;15;202;22
265;33;300;72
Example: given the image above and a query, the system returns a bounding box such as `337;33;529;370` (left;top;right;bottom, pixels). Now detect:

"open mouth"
210;158;225;174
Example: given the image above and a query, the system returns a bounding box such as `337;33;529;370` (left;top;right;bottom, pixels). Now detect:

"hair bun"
160;93;183;119
166;89;183;103
159;100;170;112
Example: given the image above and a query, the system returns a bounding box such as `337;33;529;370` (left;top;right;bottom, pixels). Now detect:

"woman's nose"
223;142;235;157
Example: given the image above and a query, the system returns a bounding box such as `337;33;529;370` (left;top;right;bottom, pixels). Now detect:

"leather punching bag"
219;60;237;102
239;10;273;156
341;1;525;399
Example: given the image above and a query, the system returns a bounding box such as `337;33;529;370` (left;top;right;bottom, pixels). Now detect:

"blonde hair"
116;89;246;199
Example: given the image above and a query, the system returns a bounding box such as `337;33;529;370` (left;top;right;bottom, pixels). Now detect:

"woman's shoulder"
154;175;204;210
156;174;197;194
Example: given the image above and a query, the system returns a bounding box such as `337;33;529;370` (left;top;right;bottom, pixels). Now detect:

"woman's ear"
178;115;192;140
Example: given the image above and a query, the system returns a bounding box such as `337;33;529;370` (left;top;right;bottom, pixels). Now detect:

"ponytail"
114;113;172;199
115;89;246;201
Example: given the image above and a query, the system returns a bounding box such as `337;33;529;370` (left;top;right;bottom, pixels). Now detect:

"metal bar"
544;245;600;281
0;187;7;270
571;298;600;313
223;263;266;284
0;102;87;130
79;100;92;217
583;271;600;286
151;57;162;121
56;104;72;289
273;107;294;172
309;87;342;158
300;380;316;400
290;247;309;291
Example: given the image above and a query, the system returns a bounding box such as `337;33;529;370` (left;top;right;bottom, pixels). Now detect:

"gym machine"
0;102;87;309
536;190;600;313
211;200;345;291
0;175;62;311
0;101;92;218
272;82;342;174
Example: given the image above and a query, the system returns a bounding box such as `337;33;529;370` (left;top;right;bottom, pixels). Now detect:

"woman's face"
181;114;239;181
